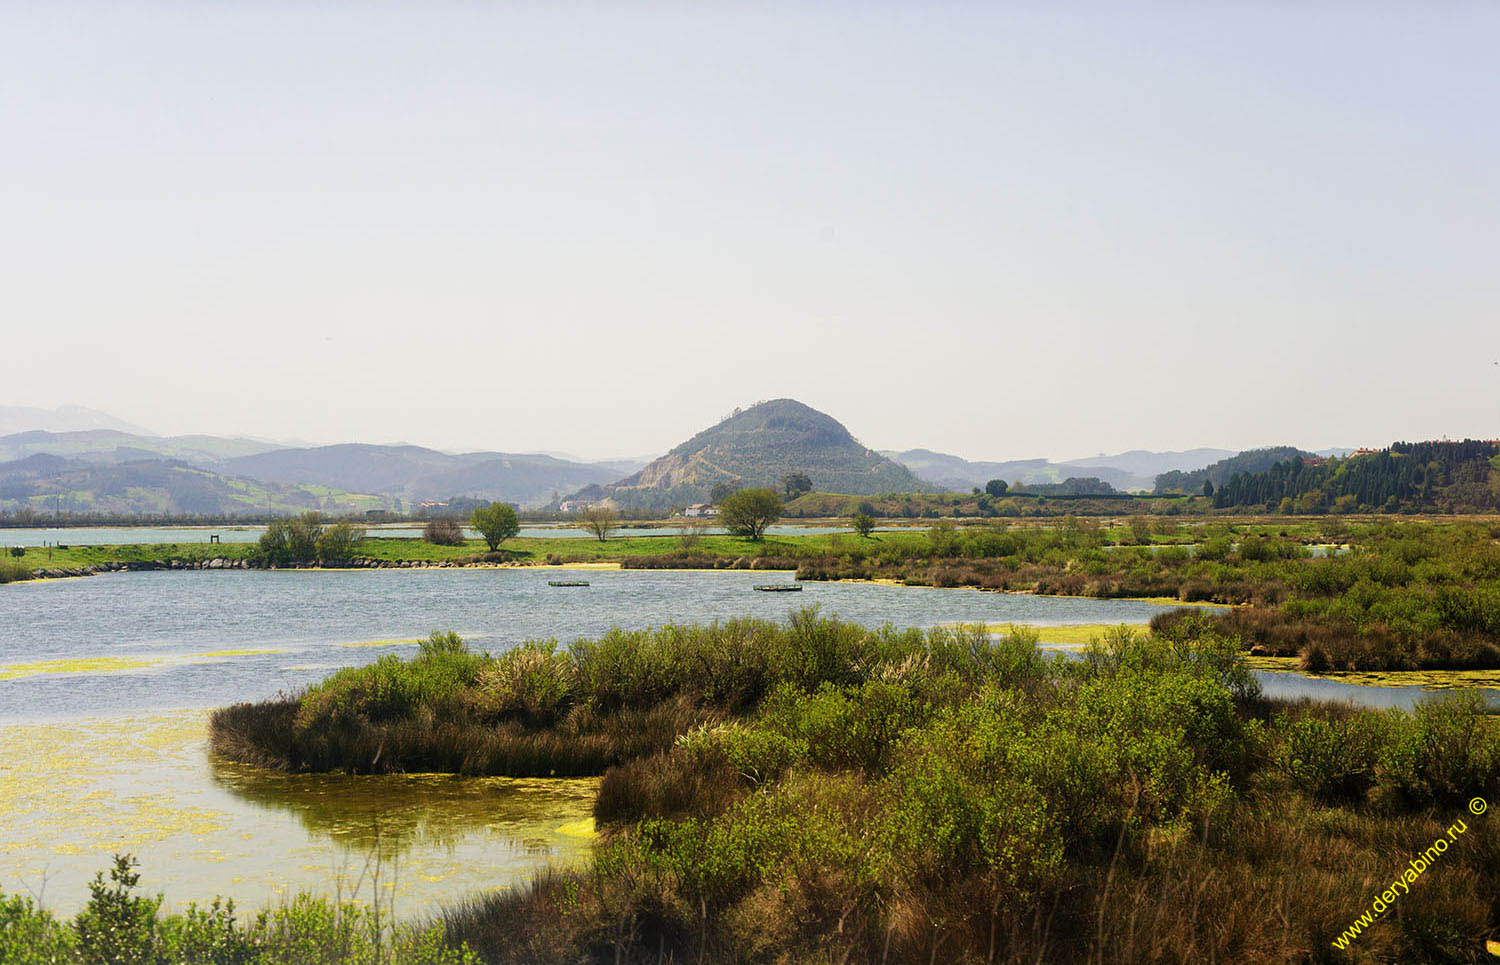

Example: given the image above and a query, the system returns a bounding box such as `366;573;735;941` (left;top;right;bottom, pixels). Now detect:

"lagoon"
0;568;1179;916
2;567;1487;919
0;568;1185;720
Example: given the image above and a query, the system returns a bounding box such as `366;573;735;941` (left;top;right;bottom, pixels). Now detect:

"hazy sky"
3;3;1497;461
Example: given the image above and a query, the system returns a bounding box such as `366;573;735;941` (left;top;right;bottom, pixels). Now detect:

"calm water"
0;568;1482;917
0;568;1182;720
0;569;1179;915
0;710;597;917
1250;669;1499;710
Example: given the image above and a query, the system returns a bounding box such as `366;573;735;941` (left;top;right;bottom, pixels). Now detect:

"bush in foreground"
0;854;475;965
209;613;1500;962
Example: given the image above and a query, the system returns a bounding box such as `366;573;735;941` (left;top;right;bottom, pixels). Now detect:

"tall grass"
0;557;33;584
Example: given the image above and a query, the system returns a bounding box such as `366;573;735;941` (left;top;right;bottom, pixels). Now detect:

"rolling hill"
0;454;387;517
585;399;926;510
224;444;624;508
0;429;283;466
884;447;1237;493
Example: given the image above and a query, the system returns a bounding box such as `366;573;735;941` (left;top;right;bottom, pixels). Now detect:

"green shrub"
2;858;477;965
1380;692;1500;805
877;735;1061;894
679;721;806;785
1197;536;1233;561
476;643;572;725
297;632;486;728
0;892;74;963
758;680;926;772
1272;711;1392;803
74;855;163;965
313;522;364;563
256;513;323;566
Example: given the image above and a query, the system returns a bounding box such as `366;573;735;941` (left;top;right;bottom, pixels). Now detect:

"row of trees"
258;501;525;562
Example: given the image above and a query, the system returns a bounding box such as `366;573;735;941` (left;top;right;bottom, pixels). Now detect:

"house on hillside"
683;503;718;518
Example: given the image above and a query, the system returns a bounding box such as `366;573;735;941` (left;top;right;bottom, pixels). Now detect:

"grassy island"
202;612;1500;962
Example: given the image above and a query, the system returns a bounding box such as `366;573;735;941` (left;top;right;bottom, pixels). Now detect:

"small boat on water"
754;584;802;592
548;580;590;587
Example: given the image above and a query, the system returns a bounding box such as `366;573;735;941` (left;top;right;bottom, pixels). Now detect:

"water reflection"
0;713;597;918
208;759;597;858
1255;670;1500;711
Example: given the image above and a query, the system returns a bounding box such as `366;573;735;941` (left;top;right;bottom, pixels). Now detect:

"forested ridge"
1209;440;1500;513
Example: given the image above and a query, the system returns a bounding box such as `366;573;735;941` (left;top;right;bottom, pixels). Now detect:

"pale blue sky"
2;3;1497;460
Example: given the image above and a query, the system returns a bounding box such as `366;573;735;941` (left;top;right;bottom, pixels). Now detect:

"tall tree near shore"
578;505;619;542
472;501;520;551
719;488;783;540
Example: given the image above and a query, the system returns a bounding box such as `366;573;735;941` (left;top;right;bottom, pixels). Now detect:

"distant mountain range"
883;447;1238;493
223;444;632;508
0;405;153;437
576;399;924;510
0;429;646;514
0;402;1364;518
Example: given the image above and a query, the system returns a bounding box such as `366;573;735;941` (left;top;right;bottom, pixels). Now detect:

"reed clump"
210;613;1011;778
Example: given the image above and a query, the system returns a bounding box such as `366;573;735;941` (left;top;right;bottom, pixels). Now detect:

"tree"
782;472;813;499
258;511;323;566
851;512;876;537
676;517;708;550
719;488;782;540
1202;479;1215;498
472;501;520;551
927;519;960;556
578;505;619;542
423;517;465;546
985;479;1008;497
314;521;365;562
709;480;742;505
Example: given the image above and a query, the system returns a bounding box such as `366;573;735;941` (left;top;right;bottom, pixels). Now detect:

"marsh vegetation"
209;612;1500;962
